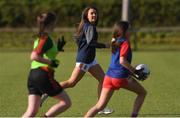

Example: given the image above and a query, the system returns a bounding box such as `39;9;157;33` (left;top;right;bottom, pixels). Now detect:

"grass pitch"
0;50;180;117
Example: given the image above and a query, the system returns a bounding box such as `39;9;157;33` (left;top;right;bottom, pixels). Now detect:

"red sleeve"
34;37;48;55
120;41;130;57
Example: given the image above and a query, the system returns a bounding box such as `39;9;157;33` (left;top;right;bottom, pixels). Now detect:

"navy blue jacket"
76;23;98;64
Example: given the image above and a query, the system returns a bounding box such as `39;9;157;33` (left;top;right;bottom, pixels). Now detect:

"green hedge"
0;30;180;51
0;0;180;27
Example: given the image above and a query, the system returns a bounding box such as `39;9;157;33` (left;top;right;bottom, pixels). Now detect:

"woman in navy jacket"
41;6;113;114
61;6;112;114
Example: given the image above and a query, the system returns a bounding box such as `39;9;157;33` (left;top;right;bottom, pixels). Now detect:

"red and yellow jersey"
31;36;58;69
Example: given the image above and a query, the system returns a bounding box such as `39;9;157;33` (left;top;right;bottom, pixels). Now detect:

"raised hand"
57;36;66;52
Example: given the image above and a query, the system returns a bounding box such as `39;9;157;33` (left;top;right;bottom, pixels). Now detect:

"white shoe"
98;108;114;115
40;94;48;107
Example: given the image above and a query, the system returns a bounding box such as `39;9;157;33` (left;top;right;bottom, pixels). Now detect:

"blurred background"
0;0;180;117
0;0;180;51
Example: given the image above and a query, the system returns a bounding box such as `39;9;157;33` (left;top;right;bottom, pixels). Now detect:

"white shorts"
76;60;98;72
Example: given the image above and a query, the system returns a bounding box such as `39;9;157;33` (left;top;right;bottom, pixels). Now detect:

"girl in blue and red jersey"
84;21;147;117
22;12;71;117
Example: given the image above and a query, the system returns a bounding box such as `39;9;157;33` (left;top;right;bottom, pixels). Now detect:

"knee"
60;99;72;109
66;99;72;108
97;77;104;84
142;89;147;96
99;78;104;83
138;89;147;97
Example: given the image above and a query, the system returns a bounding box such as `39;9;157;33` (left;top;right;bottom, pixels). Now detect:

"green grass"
0;50;180;117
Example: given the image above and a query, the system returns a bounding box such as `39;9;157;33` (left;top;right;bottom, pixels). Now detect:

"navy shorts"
27;67;63;97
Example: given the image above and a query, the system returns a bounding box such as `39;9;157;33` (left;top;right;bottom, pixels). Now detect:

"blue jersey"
106;37;132;78
76;22;98;64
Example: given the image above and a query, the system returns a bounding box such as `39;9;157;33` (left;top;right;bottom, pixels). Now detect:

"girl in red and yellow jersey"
22;12;71;117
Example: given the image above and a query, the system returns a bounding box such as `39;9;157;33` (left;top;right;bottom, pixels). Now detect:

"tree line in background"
0;0;180;28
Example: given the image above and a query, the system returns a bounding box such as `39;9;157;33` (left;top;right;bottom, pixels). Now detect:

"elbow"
30;51;39;61
120;59;125;65
119;57;126;66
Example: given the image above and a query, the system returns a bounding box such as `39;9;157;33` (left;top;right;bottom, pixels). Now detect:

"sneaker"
40;94;48;107
98;108;114;115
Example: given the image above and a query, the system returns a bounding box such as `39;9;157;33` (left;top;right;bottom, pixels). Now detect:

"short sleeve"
120;41;130;57
34;37;53;55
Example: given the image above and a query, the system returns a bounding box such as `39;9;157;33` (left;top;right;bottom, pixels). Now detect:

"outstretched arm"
89;41;110;48
85;25;109;48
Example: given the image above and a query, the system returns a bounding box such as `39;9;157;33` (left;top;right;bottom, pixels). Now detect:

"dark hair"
111;21;130;53
75;6;99;39
37;11;56;37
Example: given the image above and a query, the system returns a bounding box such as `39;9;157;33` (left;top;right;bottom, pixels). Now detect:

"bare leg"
123;78;147;116
88;64;113;114
44;90;71;117
60;67;85;88
88;64;105;98
84;88;114;117
22;94;41;117
40;67;85;107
